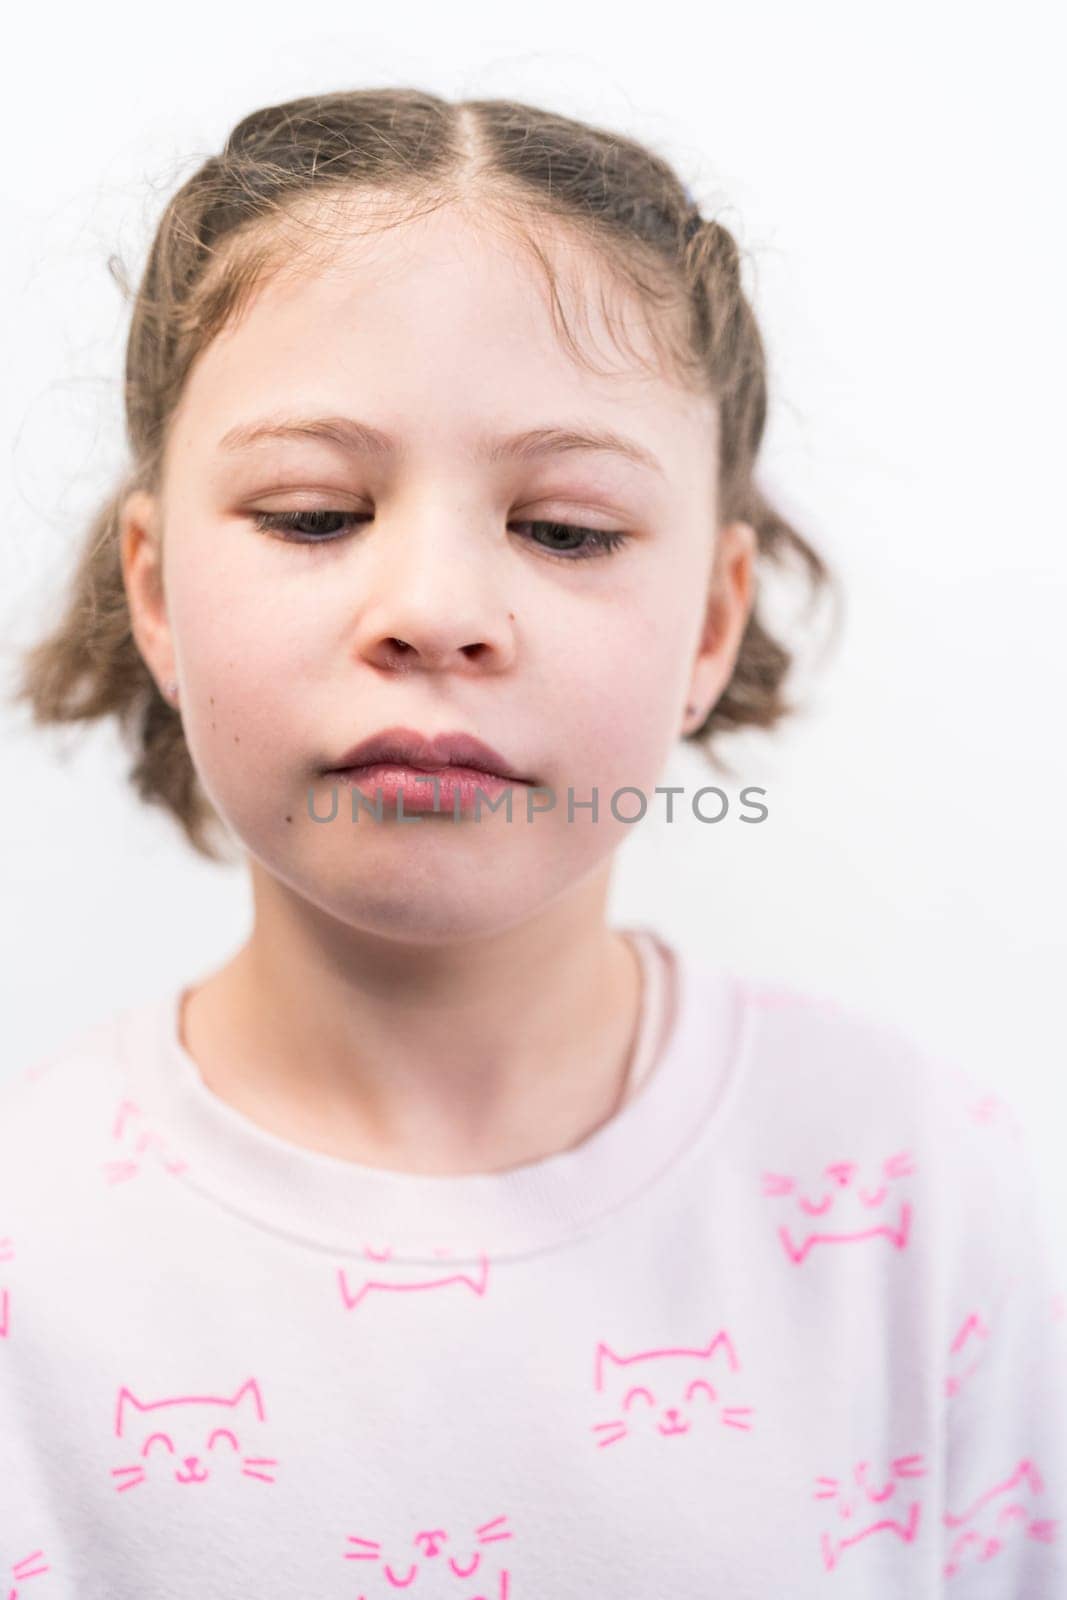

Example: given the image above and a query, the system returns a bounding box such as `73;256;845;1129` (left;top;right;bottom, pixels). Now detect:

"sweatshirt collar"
117;928;748;1263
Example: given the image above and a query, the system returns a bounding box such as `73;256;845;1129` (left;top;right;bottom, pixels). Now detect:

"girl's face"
122;203;754;943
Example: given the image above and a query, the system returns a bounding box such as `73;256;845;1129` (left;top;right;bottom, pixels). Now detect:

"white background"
2;3;1063;1256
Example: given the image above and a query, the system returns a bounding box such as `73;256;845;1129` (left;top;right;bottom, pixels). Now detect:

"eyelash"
250;509;628;562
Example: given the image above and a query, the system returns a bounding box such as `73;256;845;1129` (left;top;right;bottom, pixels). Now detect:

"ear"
683;521;757;727
119;489;176;697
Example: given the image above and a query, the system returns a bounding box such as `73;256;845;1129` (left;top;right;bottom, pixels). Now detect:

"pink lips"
330;764;521;815
324;725;528;783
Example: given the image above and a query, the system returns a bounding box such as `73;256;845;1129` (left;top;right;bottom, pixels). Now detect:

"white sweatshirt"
0;927;1063;1599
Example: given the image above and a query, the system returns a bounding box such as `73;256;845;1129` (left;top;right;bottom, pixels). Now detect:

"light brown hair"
10;88;839;861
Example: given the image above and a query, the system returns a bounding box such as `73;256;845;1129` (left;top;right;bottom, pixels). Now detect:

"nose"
352;512;517;675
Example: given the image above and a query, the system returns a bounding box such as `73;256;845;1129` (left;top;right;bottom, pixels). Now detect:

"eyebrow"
216;413;665;479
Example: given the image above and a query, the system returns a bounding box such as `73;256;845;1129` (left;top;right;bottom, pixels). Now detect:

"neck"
178;869;645;1176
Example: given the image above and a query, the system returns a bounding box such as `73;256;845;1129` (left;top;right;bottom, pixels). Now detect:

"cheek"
568;622;683;786
164;555;309;815
170;528;321;684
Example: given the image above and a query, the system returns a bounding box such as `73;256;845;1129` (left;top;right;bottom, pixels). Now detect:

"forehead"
169;199;717;484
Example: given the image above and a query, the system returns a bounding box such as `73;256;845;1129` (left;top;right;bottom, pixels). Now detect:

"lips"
324;725;529;783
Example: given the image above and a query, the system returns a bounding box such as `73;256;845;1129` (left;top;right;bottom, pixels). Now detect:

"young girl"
2;87;1062;1598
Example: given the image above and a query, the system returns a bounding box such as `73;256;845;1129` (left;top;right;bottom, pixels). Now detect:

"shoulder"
726;966;951;1117
732;967;1005;1130
725;966;1054;1293
0;1004;139;1204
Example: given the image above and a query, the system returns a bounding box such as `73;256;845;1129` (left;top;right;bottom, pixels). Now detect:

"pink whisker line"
892;1455;927;1475
113;1476;144;1492
241;1467;276;1481
474;1516;510;1534
884;1150;917;1176
813;1490;839;1500
476;1532;514;1544
244;1456;278;1465
345;1538;382;1551
760;1175;795;1194
595;1432;627;1448
12;1555;49;1578
111;1465;144;1477
103;1163;140;1184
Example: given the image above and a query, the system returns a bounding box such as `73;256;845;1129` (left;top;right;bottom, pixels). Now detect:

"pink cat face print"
943;1459;1057;1577
591;1332;753;1447
111;1377;277;1491
814;1454;926;1571
2;1548;51;1597
762;1151;916;1264
343;1515;513;1596
104;1098;188;1185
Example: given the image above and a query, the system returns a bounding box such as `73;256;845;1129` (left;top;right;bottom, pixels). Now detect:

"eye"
511;520;627;562
252;509;359;541
250;509;628;562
